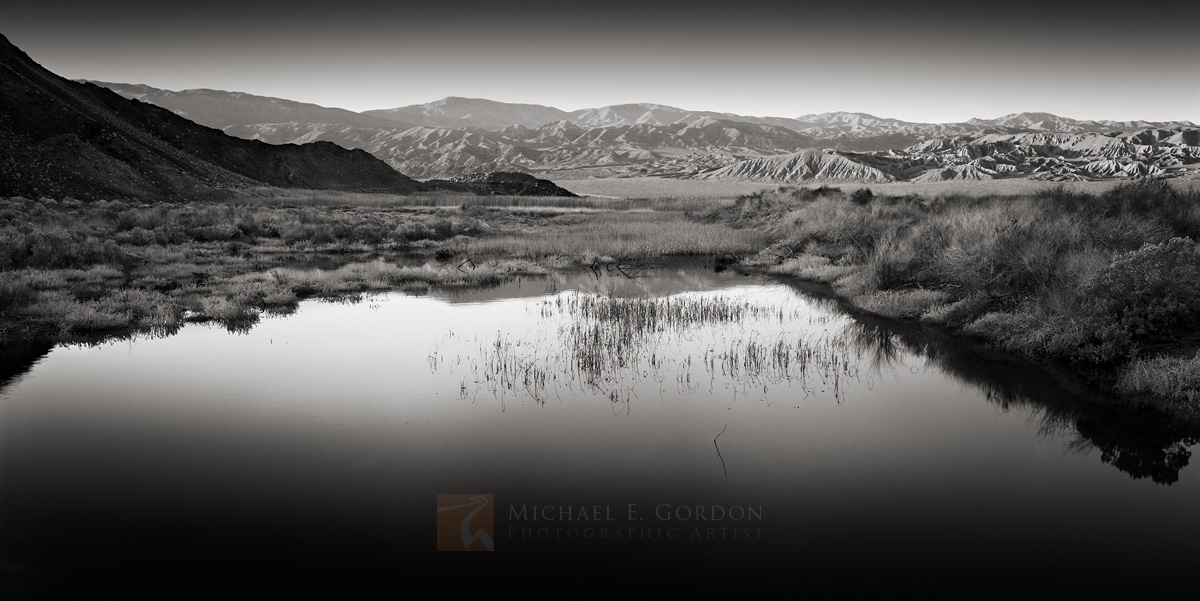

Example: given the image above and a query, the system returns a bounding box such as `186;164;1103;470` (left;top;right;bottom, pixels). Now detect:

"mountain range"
0;35;431;200
0;34;574;200
90;82;1200;184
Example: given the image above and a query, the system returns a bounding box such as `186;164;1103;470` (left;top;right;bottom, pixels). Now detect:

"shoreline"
3;247;1197;424
3;183;1198;420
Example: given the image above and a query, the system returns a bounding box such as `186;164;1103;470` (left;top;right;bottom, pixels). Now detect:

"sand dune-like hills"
700;149;894;183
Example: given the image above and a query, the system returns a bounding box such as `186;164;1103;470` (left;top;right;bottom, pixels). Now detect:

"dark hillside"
0;33;423;199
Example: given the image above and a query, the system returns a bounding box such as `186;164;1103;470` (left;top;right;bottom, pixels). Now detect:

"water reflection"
1;258;1197;486
431;259;1200;485
0;340;53;394
799;289;1200;485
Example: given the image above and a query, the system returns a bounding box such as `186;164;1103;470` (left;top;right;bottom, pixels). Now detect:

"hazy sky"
6;2;1199;123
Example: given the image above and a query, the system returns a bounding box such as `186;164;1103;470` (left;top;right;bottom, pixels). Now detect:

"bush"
850;188;874;206
115;227;157;246
428;218;454;240
6;231;124;269
1077;237;1200;361
1101;179;1179;215
187;224;241;242
393;222;433;242
0;280;37;315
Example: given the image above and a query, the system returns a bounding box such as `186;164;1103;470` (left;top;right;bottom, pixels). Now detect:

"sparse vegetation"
5;178;1200;416
430;292;860;405
0;193;766;341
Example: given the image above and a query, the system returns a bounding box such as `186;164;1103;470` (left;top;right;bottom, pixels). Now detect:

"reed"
431;292;862;406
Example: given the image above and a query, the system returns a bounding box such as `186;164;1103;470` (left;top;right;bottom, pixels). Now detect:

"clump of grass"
265;259;548;302
190;296;260;331
0;279;37;315
1117;353;1200;411
853;289;952;320
21;291;131;333
920;292;996;328
767;255;854;283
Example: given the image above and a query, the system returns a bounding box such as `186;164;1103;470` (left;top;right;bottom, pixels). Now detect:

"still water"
2;258;1197;591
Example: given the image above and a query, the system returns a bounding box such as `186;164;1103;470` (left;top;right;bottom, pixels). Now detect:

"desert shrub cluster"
736;180;1200;411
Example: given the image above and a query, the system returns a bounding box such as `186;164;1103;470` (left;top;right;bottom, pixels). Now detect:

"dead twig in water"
714;424;728;477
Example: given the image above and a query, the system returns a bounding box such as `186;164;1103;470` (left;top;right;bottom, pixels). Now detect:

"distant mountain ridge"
87;82;1200;183
0;38;577;201
93;81;409;130
365;96;570;130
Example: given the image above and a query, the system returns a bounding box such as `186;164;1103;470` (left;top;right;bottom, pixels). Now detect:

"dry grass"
719;181;1200;413
1118;353;1200;410
466;212;775;258
853;289;953;320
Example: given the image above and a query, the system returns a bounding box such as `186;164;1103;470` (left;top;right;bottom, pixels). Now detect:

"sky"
5;1;1199;123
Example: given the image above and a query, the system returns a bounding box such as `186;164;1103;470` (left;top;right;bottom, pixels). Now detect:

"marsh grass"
270;259;546;296
2;194;759;341
431;292;862;406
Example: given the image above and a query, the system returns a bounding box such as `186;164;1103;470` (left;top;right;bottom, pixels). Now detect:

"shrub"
1117;352;1200;407
393;221;433;242
188;224;241;242
1077;237;1200;361
427;218;454;240
115;227;157;246
1101;179;1180;215
850;188;874;206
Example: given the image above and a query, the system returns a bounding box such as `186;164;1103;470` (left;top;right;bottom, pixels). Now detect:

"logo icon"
436;494;495;551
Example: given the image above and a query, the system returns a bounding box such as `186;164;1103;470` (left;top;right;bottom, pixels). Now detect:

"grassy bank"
6;181;1198;416
710;181;1200;415
0;194;763;341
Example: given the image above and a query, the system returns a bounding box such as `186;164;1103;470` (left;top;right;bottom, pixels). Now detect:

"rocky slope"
700;149;894;183
869;130;1200;182
218;116;818;179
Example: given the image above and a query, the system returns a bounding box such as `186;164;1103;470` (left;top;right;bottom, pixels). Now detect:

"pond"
1;257;1197;592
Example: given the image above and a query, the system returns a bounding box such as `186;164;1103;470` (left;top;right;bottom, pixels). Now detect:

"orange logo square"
436;494;495;551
